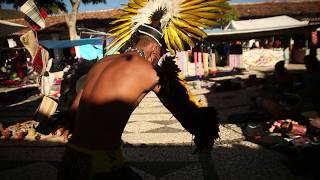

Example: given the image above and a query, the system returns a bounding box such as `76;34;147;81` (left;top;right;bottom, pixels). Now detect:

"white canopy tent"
224;15;309;32
0;20;28;37
205;15;319;41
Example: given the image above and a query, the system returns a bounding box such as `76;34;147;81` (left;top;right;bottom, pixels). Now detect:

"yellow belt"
67;143;126;173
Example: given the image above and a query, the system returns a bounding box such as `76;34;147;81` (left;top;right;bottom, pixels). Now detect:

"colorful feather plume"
107;0;229;55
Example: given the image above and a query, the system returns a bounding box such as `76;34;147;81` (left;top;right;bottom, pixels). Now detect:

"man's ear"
152;44;160;55
151;43;157;53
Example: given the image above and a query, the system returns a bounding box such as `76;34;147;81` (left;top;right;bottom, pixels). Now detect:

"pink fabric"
229;54;241;68
194;51;198;77
198;52;203;78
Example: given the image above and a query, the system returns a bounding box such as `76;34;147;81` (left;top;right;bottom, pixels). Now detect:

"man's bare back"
69;52;159;150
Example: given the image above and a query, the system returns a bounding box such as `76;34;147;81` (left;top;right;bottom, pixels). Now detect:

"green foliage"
217;3;240;27
37;0;67;13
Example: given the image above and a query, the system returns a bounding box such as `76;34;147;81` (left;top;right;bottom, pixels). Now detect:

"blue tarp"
39;38;104;49
79;44;103;61
203;28;224;33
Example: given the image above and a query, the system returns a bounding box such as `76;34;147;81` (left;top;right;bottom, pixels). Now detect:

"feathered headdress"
107;0;229;55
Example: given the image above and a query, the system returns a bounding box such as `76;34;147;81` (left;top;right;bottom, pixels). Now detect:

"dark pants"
58;147;142;180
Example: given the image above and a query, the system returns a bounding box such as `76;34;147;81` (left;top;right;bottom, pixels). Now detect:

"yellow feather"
127;2;142;9
115;14;134;20
180;12;223;20
174;24;195;48
169;23;184;52
166;26;179;52
184;6;224;12
108;30;132;48
188;27;207;39
193;12;223;19
123;7;138;14
107;34;131;55
180;28;202;41
163;29;175;55
180;0;207;8
198;18;218;26
205;0;229;6
182;0;228;9
132;0;147;7
179;17;217;27
181;3;211;12
172;18;191;28
177;73;203;108
109;21;132;33
109;26;131;38
172;18;207;39
179;13;201;21
110;18;131;25
182;18;209;28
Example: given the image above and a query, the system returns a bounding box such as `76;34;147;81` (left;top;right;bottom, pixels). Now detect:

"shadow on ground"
0;98;41;126
1;139;316;180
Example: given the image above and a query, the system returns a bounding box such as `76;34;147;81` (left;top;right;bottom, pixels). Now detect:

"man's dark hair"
120;23;167;55
275;60;287;75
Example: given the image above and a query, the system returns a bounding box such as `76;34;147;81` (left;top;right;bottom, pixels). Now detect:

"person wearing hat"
58;1;229;179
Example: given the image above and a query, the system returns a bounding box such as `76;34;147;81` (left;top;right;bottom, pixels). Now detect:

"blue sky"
2;0;268;12
77;0;268;11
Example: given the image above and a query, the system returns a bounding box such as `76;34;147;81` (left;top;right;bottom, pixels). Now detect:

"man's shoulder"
124;53;153;68
100;53;154;70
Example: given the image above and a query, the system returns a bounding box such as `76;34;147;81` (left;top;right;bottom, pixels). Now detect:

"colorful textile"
193;50;198;77
33;46;49;75
211;53;217;72
229;54;242;68
243;49;283;67
20;0;46;30
197;50;203;78
41;71;63;97
175;46;219;77
20;30;38;59
203;52;209;77
209;48;217;72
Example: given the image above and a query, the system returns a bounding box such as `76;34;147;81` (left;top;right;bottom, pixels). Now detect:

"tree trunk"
68;24;79;40
65;0;81;40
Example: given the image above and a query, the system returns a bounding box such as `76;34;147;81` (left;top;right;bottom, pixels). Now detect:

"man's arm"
70;89;83;113
54;89;83;141
154;58;219;151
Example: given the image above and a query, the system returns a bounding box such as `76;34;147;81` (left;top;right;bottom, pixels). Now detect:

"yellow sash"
67;143;126;173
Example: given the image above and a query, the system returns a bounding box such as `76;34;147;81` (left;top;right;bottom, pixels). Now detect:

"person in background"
299;54;320;112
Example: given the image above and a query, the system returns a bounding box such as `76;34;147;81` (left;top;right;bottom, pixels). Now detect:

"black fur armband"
154;57;219;149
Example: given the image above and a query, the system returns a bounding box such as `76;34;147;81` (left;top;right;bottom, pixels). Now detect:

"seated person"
256;61;302;121
299;54;320;112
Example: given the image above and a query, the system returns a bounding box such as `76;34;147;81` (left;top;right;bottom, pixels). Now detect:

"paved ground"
0;64;313;180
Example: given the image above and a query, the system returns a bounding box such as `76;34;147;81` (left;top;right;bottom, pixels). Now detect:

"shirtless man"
58;22;219;179
58;26;162;179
